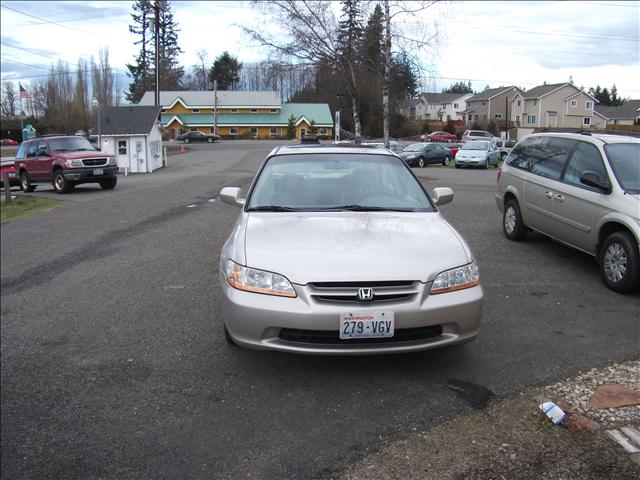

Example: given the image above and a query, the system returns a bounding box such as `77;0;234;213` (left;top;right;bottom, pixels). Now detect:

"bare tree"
242;1;365;142
74;58;90;132
1;81;18;118
91;47;115;108
195;48;209;90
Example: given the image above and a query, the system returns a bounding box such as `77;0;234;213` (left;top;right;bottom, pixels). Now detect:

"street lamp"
92;99;101;148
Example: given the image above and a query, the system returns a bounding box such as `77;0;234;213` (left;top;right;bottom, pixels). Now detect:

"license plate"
93;169;103;175
339;312;394;339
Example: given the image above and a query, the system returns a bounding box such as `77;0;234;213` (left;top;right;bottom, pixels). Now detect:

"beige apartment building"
462;86;522;126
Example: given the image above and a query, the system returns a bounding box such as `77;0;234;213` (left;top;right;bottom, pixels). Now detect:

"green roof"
161;103;333;127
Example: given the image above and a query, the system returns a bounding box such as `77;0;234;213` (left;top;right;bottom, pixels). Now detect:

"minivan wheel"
53;171;72;194
503;199;527;241
600;231;640;293
20;171;34;192
417;157;425;168
442;155;450;166
224;324;237;346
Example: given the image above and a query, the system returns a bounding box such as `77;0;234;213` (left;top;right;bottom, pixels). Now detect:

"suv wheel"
52;171;72;194
417;157;425;168
442;155;451;166
99;177;117;190
600;231;640;293
20;172;35;192
503;199;527;241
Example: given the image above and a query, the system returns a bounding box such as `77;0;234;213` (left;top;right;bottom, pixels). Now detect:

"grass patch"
1;195;63;223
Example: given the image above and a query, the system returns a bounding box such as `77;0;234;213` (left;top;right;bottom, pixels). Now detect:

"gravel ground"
341;361;640;480
545;360;639;428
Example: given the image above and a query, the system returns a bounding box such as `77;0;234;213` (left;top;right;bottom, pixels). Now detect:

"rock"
590;384;640;409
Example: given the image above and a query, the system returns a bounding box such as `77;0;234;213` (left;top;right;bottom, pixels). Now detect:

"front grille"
309;281;419;305
279;325;443;345
82;158;108;167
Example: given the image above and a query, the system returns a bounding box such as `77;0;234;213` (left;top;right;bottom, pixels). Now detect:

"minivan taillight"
497;167;502;183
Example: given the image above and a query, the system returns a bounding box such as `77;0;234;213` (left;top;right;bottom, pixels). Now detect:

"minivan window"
604;143;640;194
26;141;37;158
528;137;577;181
563;142;608;188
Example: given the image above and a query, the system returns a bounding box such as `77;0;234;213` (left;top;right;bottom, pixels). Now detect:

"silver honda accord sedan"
218;145;483;354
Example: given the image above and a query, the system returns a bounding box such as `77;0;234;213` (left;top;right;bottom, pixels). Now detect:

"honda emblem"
357;288;374;302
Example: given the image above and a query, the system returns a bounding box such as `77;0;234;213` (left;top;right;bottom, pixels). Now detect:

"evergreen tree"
442;81;473;94
126;0;154;102
209;52;242;90
157;0;183;90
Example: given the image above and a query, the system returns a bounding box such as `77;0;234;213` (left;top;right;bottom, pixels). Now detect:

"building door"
300;128;306;138
117;139;130;172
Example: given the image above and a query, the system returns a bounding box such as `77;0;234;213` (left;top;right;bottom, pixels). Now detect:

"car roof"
529;131;640;145
268;145;398;157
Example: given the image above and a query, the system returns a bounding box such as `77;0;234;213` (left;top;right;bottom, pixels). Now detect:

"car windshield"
461;142;489;150
247;153;434;211
404;144;425;152
49;137;96;152
604;143;640;194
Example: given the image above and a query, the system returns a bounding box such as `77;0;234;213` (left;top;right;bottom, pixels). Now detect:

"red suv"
15;136;117;194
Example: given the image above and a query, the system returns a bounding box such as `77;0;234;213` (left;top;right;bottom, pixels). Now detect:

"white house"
98;106;164;173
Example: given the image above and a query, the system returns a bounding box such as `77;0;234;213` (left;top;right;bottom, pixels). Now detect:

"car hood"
456;150;487;158
398;151;421;157
54;150;114;159
242;212;471;284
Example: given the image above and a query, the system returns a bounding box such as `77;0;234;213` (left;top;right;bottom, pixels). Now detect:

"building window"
585;101;593;110
583;117;591;126
453;103;459;109
533;99;538;106
192;109;200;113
250;108;258;113
474;114;479;120
230;128;238;135
527;115;537;124
231;108;238;113
516;115;520;123
494;113;503;119
517;100;521;107
270;127;277;137
409;107;416;119
482;100;487;106
570;100;577;107
250;128;258;136
319;128;327;135
468;114;472;121
117;140;127;155
270;108;277;113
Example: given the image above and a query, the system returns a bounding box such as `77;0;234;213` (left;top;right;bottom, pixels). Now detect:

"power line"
1;57;52;71
1;4;105;36
0;41;86;67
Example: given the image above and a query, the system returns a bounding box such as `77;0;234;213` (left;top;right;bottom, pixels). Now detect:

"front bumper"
455;157;486;166
220;274;483;355
63;166;118;183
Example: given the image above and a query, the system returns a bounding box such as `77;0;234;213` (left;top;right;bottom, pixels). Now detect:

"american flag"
19;83;32;100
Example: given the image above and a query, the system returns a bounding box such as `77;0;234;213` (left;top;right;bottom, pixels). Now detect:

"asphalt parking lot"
1;141;638;479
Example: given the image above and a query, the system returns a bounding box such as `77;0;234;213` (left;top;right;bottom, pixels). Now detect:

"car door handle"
544;190;554;199
554;194;564;202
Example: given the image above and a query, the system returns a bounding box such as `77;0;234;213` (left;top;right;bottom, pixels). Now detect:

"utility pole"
154;0;160;107
505;95;509;140
213;80;218;135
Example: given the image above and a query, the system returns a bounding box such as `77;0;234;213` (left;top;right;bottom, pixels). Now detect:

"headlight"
225;260;296;297
406;155;416;159
430;260;480;294
65;159;84;167
108;157;117;166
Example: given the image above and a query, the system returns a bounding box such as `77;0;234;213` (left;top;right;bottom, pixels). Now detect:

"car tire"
483;159;489;169
417;157;425;168
503;198;527;241
52;171;72;194
224;324;237;346
20;171;34;192
501;152;507;161
599;231;640;293
207;137;213;143
184;138;190;144
99;177;117;190
443;155;451;166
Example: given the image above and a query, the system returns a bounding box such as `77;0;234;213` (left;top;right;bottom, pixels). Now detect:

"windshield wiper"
246;205;300;212
325;204;414;212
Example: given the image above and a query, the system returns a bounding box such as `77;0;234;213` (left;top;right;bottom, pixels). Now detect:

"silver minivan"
496;132;640;293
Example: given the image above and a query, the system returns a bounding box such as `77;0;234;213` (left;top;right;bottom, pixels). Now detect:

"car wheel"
224;324;237;346
207;137;213;143
599;231;640;293
503;198;527;241
442;155;451;166
52;171;72;194
184;138;190;144
99;177;117;190
483;159;489;169
20;171;34;192
417;157;425;168
500;152;507;161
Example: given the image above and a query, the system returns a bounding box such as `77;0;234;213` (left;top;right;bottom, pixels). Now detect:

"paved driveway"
1;142;638;479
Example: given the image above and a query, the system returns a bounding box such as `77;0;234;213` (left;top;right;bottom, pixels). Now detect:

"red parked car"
0;139;18;146
0;158;19;186
14;136;117;194
420;131;458;142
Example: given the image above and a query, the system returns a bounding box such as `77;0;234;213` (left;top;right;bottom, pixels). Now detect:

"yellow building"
138;91;334;140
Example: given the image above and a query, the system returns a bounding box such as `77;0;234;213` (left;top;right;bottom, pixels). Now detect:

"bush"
443;119;457;136
470;121;483;130
487;120;499;136
237;130;252;139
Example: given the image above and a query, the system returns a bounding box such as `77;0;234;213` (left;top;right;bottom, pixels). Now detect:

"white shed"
98;106;164;173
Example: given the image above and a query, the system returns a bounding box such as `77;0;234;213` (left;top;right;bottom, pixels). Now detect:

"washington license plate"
339;312;394;339
93;169;104;175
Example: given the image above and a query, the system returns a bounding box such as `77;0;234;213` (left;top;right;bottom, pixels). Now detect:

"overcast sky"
1;0;638;100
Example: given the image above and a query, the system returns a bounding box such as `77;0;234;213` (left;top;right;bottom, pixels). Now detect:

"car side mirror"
220;187;245;207
432;187;454;206
580;171;611;193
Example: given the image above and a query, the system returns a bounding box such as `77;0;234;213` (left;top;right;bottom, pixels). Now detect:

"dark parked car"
178;131;221;144
398;143;452;168
14;136;117;194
